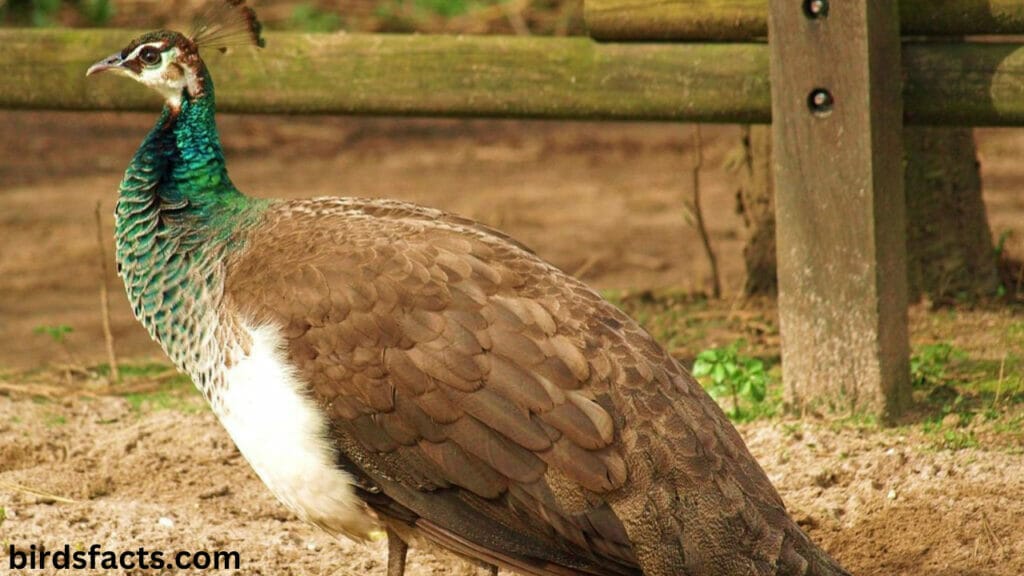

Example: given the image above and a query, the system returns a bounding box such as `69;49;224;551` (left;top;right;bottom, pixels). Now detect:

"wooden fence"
4;30;1024;125
585;0;1024;39
2;1;1021;417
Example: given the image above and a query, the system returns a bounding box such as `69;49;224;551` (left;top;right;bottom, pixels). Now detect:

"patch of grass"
384;0;498;19
95;361;174;380
0;0;113;26
33;324;72;344
939;428;979;450
692;340;778;422
77;0;113;26
970;356;1024;402
994;230;1013;259
829;412;882;432
1009;321;1024;344
96;360;201;414
288;3;341;32
993;413;1024;434
42;412;66;427
374;0;506;30
911;343;965;389
921;417;979;451
905;341;1024;450
0;506;5;528
121;378;203;414
1;0;61;26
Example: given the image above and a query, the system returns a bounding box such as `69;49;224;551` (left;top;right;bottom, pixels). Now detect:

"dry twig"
0;381;67;399
95;202;120;382
1016;263;1023;299
571;254;602;279
0;480;79;504
503;0;531;36
994;353;1007;408
689;125;722;298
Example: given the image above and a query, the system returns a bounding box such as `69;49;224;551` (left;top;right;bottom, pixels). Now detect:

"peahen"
86;2;851;575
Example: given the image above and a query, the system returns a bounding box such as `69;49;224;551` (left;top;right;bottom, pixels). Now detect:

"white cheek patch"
129;43;187;108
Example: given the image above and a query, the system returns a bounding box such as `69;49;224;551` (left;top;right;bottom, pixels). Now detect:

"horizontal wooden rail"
584;0;1024;41
3;30;1024;126
1;30;769;122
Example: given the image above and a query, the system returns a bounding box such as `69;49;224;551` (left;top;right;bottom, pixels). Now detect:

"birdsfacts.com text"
9;544;241;571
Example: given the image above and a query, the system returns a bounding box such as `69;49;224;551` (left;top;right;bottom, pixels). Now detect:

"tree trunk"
903;127;1000;301
737;126;999;301
735;125;776;295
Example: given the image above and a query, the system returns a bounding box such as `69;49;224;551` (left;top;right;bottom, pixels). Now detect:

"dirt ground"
2;111;1024;575
2;389;1023;576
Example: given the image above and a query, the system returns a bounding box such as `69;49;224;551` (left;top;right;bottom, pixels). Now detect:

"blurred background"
0;0;583;34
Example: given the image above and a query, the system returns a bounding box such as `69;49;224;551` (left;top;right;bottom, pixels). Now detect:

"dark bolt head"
807;89;834;117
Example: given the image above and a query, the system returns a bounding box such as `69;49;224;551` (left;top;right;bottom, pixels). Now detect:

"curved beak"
86;52;125;77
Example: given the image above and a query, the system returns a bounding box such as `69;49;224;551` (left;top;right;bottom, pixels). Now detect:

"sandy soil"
2;111;1024;575
2;391;1022;576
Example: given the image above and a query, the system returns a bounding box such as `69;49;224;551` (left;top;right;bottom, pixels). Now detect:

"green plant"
288;3;341;33
922;417;979;451
1;0;112;26
994;229;1013;259
33;324;72;344
121;377;203;414
910;343;964;389
692;341;770;421
1;0;61;26
78;0;113;26
33;324;80;377
375;0;503;25
0;506;6;528
1009;322;1024;344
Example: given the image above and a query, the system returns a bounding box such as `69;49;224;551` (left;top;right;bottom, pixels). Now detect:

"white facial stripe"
124;41;165;63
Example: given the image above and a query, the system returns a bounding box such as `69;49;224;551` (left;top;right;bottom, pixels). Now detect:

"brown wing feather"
225;198;842;576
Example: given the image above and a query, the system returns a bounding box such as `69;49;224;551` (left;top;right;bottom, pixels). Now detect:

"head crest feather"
190;0;265;53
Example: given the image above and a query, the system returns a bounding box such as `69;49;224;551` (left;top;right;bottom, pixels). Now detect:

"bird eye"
139;46;161;66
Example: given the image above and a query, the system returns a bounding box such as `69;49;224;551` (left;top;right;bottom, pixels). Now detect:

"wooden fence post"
768;0;911;417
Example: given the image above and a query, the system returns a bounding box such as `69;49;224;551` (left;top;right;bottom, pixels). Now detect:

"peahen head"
86;0;264;111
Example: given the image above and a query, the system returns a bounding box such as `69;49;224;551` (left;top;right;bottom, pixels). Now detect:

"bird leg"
488;565;499;575
385;527;408;576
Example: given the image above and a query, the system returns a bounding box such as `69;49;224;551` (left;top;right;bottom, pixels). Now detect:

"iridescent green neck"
114;72;266;379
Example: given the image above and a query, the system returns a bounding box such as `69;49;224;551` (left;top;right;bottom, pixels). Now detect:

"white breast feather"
217;324;375;540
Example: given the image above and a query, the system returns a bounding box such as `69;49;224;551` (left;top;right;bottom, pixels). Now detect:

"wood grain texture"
768;0;911;417
585;0;1024;40
221;197;849;575
4;29;1024;125
0;30;768;122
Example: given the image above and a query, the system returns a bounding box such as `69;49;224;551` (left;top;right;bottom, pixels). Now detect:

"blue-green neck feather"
115;69;266;378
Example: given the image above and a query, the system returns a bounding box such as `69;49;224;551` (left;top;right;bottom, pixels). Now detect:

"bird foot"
386;527;408;576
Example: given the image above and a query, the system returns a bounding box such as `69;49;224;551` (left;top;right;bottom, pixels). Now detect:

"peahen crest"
190;0;266;53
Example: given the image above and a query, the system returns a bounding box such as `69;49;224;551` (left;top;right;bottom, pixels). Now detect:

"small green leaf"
712;363;726;383
692;362;711;377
